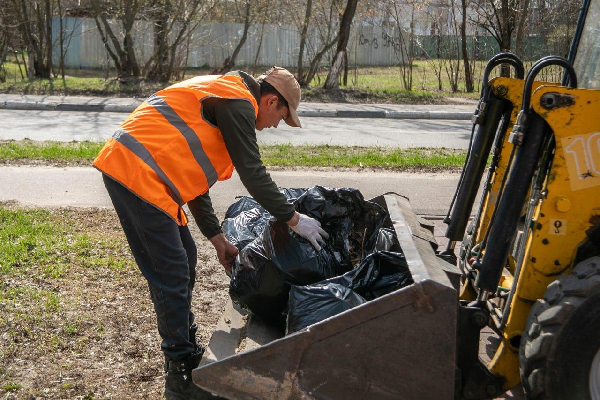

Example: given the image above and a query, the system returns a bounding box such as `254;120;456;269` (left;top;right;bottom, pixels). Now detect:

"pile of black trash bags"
223;186;413;334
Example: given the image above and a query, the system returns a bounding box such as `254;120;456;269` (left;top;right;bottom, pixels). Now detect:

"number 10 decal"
562;132;600;191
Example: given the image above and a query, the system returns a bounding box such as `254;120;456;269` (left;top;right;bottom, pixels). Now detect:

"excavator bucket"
192;193;461;399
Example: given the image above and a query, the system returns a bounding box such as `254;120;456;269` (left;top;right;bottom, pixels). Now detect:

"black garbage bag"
222;206;271;250
295;187;389;265
286;251;413;334
225;186;389;321
223;188;308;250
374;227;402;252
230;219;347;320
284;283;367;335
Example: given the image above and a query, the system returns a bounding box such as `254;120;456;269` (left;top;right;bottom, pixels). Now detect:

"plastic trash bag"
374;227;402;252
229;219;348;320
284;283;367;335
286;251;413;334
224;186;389;320
223;188;308;250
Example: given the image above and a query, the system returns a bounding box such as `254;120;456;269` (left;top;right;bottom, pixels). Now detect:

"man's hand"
287;212;329;251
209;233;239;273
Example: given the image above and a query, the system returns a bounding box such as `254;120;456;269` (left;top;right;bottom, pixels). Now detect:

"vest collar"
227;71;261;104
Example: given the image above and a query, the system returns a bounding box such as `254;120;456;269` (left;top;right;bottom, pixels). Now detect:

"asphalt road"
0;166;461;217
0;109;473;148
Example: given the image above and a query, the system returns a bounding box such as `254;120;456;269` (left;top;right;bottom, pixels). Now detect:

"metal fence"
52;16;560;70
52;17;413;69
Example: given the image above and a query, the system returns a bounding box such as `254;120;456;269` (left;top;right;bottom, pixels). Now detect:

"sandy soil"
1;207;230;399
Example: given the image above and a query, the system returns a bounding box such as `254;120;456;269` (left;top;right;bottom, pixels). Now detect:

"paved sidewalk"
0;93;476;120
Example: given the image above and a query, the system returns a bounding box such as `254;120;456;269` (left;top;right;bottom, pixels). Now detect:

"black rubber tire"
519;256;600;400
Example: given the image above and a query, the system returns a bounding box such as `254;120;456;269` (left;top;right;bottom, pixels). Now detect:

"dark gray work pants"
102;174;197;361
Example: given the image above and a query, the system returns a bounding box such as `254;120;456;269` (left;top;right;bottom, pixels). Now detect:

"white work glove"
290;213;330;251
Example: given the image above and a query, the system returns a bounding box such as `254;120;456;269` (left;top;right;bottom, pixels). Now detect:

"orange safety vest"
94;75;259;225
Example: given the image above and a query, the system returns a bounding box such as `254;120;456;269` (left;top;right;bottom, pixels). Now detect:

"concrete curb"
0;100;474;120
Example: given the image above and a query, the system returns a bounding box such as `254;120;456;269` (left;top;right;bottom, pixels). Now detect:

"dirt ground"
1;207;230;399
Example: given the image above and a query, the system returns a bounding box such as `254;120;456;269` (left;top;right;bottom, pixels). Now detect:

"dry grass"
0;205;229;398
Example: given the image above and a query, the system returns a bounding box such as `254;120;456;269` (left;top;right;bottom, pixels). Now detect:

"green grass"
0;140;467;170
0;140;104;163
308;62;487;99
261;144;466;169
1;56;565;102
2;382;22;392
0;207;67;276
0;206;140;395
0;61;168;97
0;207;135;278
0;58;484;101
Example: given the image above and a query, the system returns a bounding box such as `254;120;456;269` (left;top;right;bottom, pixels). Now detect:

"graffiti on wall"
358;30;404;54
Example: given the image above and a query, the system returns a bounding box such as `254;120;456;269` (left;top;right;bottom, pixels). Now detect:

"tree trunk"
92;0;124;77
343;49;348;86
27;46;34;80
122;0;140;78
461;0;474;92
16;0;49;78
500;0;511;76
217;1;252;74
253;22;265;73
44;0;52;77
324;0;359;89
296;0;313;85
324;51;345;89
301;35;338;86
515;0;531;57
57;0;66;82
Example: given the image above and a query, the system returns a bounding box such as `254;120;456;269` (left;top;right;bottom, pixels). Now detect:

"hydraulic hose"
474;56;577;293
444;53;523;242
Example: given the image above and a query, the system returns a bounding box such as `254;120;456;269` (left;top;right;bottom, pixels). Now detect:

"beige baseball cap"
258;66;302;128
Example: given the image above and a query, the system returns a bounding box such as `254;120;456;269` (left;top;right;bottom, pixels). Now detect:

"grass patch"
261;144;466;170
0;206;144;397
0;61;484;102
0;140;466;170
2;382;22;392
0;140;104;165
0;62;167;97
0;207;131;279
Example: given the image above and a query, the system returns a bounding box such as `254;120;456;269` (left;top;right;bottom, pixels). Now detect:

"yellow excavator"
191;0;600;398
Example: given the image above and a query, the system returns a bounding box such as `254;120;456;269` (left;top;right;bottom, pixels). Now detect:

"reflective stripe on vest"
146;94;219;186
112;129;184;206
93;75;258;225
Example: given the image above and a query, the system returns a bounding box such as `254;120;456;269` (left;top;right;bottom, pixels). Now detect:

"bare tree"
471;0;531;70
143;0;217;82
420;9;446;90
214;0;257;74
460;0;474;92
387;0;420;91
323;0;358;89
287;0;339;86
296;0;313;83
90;0;143;80
527;0;580;57
9;0;57;78
0;5;19;82
443;0;462;92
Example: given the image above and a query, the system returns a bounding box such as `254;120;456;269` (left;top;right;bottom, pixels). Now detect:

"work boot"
164;348;223;400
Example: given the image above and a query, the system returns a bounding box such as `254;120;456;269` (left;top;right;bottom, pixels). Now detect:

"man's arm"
204;97;296;223
187;191;238;271
187;191;221;239
203;97;329;250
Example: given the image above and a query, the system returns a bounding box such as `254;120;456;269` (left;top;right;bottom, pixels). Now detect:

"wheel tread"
520;256;600;399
